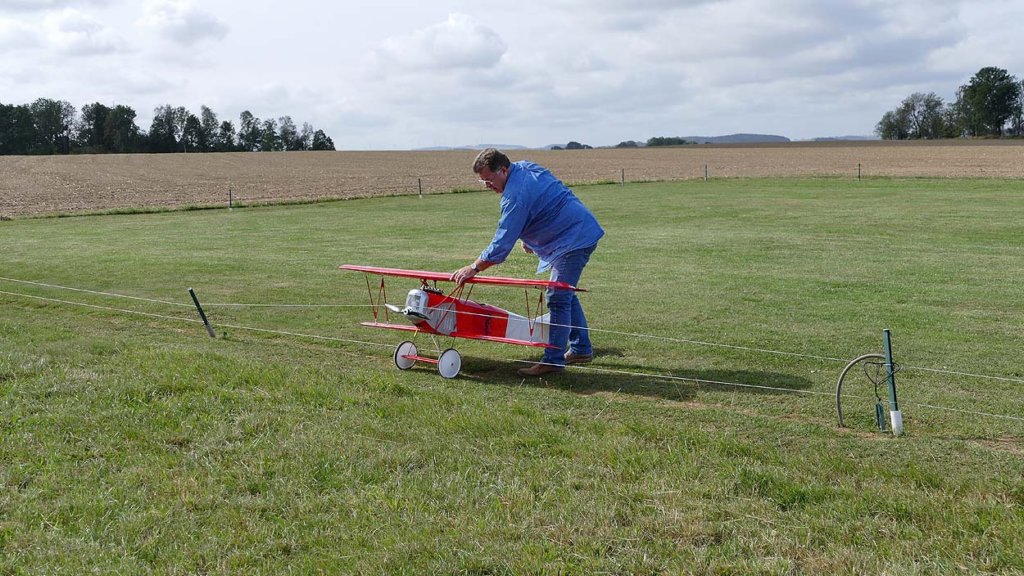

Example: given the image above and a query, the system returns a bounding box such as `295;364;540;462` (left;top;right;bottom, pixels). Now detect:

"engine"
402;289;430;320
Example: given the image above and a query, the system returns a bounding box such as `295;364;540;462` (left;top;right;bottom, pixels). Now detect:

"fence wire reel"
836;353;901;429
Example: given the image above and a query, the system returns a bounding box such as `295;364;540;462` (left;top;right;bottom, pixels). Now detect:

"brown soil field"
2;140;1023;217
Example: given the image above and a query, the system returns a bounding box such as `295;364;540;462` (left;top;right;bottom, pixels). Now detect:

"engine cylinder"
404;289;429;317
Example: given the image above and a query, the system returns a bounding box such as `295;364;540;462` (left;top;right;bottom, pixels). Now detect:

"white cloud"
0;17;40;51
43;8;126;55
370;13;506;72
1;0;1020;149
926;1;1024;77
549;0;718;31
138;0;228;46
0;0;112;12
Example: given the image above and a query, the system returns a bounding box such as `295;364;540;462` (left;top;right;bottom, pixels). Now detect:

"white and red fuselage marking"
409;289;550;346
362;288;553;349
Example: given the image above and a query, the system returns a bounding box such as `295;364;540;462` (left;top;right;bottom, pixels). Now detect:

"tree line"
643;137;693;147
0;99;336;155
877;66;1024;139
611;138;693;148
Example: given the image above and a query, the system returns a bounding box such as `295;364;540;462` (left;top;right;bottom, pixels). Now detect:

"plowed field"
2;140;1023;217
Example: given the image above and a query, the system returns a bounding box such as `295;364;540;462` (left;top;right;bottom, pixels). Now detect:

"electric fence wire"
0;276;191;308
2;277;1023;424
0;290;393;351
0;277;369;309
509;358;843;398
367;302;1024;389
1;285;875;411
3;275;1023;386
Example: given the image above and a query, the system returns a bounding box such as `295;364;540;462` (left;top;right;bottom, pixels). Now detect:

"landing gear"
391;340;461;378
437;348;462;379
394;340;417;370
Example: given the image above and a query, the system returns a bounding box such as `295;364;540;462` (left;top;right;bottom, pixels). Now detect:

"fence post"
418;178;423;199
621;168;624;186
188;288;217;338
704;164;708;182
883;329;904;436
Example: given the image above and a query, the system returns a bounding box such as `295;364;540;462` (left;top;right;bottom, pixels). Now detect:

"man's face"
477;166;509;193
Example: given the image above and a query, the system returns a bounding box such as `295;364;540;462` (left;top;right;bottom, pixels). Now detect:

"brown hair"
472;148;511;174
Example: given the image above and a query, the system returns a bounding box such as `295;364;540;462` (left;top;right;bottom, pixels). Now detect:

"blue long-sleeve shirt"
479;161;604;273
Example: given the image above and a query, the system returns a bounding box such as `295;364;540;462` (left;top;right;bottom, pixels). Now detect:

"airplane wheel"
394;340;417;370
437;348;462;379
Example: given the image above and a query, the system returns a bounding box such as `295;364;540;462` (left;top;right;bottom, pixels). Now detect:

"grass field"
1;177;1022;573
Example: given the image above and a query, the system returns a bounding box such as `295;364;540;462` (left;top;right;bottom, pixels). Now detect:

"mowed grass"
1;177;1022;574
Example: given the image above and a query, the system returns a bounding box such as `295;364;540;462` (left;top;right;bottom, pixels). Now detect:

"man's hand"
451;265;477;285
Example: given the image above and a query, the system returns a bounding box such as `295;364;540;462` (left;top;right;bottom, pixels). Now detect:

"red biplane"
340;264;585;378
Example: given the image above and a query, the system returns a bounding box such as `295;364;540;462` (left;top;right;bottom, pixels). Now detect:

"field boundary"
3;140;1024;218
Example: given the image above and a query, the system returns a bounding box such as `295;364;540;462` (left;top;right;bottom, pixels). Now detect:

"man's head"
473;148;511;193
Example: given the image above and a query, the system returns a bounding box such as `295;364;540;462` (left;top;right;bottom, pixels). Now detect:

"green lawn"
1;177;1022;574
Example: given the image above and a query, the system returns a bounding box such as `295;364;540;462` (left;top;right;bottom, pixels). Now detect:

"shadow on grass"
459;348;813;403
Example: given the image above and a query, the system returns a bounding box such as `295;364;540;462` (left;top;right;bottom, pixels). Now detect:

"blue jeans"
541;245;596;366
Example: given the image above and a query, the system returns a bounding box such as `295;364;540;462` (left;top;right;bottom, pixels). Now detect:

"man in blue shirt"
451;148;604;376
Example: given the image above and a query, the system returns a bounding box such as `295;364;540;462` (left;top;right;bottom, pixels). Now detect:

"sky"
2;0;1023;150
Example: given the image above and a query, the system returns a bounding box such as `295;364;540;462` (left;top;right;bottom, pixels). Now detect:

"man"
451;148;604;377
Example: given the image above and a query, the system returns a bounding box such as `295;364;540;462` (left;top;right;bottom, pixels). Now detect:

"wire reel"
836;353;901;430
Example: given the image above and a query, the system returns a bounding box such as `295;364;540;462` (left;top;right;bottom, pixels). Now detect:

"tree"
216;120;237;152
646;136;691;146
148;105;179;153
954;66;1022;136
260;118;281;151
77;102;111;151
237;110;262;151
1011;79;1024;136
3;98;336;154
299;122;314;150
310;129;334;151
905;92;947;139
941;104;965;138
0;103;37;155
169;106;195;152
199;105;219;152
876;92;948;140
29;98;76;154
876;110;908;140
181;112;202;152
104;105;141;153
278;115;304;151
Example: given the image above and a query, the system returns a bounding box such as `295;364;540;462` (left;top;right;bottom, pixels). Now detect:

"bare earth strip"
2;140;1023;217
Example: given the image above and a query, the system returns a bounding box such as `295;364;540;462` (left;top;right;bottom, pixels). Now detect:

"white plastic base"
889;410;904;436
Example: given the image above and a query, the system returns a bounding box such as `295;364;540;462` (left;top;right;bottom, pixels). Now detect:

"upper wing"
340;264;585;291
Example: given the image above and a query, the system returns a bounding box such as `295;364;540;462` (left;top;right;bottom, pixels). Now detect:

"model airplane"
340;264;585;378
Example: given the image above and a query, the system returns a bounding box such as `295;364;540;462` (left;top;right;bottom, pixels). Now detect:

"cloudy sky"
2;0;1022;149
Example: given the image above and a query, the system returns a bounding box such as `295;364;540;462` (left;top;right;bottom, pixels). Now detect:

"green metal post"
189;288;217;338
883;328;904;435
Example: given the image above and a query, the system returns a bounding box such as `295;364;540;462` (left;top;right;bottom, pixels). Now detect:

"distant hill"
414;144;532;151
415;135;802;151
682;133;790;144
